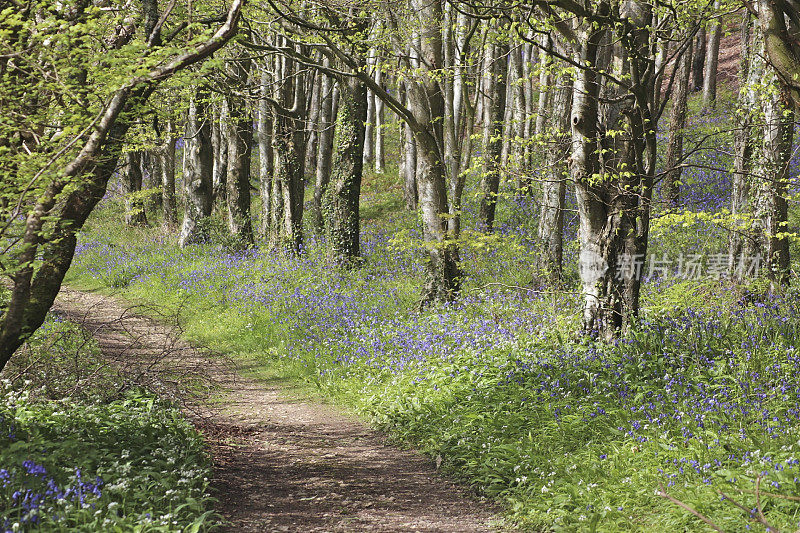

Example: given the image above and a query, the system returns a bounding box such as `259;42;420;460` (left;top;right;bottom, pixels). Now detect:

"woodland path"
52;287;505;532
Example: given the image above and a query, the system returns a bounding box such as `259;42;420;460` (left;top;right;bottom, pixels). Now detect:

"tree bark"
258;69;275;237
225;100;255;246
304;70;321;181
224;48;255;246
663;41;692;207
729;15;792;286
534;34;552;137
363;47;376;167
401;81;418;210
313;66;337;231
212;100;229;209
572;3;656;339
571;32;608;334
179;89;214;247
692;26;707;91
756;71;793;285
409;0;461;303
478;37;508;232
271;52;307;254
510;45;528;195
730;14;756;275
702;3;722;109
124;151;148;226
537;71;571;283
160;122;178;227
323;75;367;266
522;39;536;179
374;63;386;173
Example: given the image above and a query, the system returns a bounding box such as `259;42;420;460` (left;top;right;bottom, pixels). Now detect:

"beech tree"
179;87;215;247
123;151;148;227
664;41;693;207
0;0;243;372
478;27;508;232
511;0;697;336
224;45;256;246
730;11;793;286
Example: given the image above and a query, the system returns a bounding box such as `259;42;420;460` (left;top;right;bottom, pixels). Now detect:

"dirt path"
53;288;505;532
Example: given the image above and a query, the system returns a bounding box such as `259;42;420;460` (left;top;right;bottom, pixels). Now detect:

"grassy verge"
0;315;217;532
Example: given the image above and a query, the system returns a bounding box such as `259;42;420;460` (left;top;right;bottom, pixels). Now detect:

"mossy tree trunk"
323;75;367;266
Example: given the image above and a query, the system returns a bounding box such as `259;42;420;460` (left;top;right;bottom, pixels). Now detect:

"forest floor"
51;287;505;532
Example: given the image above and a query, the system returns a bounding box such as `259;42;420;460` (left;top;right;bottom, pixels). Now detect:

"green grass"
0;315;218;532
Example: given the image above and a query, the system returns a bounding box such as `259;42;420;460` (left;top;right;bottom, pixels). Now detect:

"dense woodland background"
6;0;800;530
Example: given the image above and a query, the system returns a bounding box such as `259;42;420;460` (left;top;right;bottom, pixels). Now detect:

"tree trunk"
537;71;571;283
271;52;307;254
523;40;535;178
572;10;656;339
401;81;418;210
663;40;692;207
409;0;461;303
510;45;528;195
445;8;476;240
274;113;303;254
702;3;722;109
258;69;275;237
142;151;161;208
212;100;228;209
756;72;792;285
179;89;214;247
730;14;756;276
314;67;337;231
478;38;508;232
571;34;608;334
652;29;669;114
323;75;367;266
225;99;255;246
374;64;386;173
500;59;514;169
224;49;255;246
692;26;707;91
160;122;178;227
363;48;376;167
274;116;305;253
729;16;791;286
534;34;552;137
304;70;321;181
124;151;148;226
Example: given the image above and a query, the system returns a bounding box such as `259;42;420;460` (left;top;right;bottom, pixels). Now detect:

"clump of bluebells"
1;459;103;531
0;384;216;531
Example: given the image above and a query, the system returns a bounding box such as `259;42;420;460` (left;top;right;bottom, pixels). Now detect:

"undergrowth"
0;316;217;531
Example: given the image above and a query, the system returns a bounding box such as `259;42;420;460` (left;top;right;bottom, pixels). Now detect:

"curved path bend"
53;288;506;532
